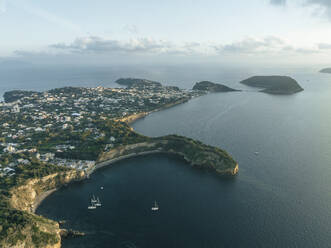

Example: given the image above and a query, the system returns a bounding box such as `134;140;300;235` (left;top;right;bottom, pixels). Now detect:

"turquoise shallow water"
9;64;331;247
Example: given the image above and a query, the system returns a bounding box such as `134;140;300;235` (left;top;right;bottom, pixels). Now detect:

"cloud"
305;0;331;19
123;24;139;35
307;0;331;7
45;35;322;57
270;0;286;6
50;36;177;54
218;36;285;54
50;36;210;56
9;35;327;66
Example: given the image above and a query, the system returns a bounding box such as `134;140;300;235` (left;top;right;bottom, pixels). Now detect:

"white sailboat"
88;201;96;209
151;201;159;211
91;195;97;203
95;197;102;207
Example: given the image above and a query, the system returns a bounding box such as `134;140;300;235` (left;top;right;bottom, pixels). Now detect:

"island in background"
319;68;331;74
192;81;240;93
240;76;303;94
0;78;238;248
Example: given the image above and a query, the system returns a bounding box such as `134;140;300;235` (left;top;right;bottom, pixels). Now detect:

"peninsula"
240;76;303;94
0;79;238;247
192;81;240;92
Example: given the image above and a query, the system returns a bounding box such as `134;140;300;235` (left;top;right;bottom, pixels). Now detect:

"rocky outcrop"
2;170;86;248
10;170;86;213
117;98;190;125
97;136;238;176
117;112;149;124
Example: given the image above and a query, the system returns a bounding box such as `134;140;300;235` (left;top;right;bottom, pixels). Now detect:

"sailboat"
88;201;96;209
95;197;102;207
91;195;97;203
151;201;159;211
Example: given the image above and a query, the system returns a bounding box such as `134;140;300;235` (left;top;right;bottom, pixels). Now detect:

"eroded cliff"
1;170;86;248
97;135;238;176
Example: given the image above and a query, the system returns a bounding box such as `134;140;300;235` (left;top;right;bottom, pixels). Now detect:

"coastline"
14;93;237;248
121;97;190;125
88;150;162;176
32;99;191;213
32;188;57;213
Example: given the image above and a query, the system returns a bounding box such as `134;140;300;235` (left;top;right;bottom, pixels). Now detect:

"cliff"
193;81;240;93
240;76;303;94
116;97;190;125
97;135;238;176
9;170;86;213
0;170;86;248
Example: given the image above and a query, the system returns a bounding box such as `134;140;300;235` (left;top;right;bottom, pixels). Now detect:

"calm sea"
11;64;331;248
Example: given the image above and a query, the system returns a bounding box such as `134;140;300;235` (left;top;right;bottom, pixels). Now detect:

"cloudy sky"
1;0;331;65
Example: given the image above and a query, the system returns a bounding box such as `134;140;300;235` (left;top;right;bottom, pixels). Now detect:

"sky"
1;0;331;66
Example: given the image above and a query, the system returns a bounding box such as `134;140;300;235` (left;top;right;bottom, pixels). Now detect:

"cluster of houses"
0;83;194;178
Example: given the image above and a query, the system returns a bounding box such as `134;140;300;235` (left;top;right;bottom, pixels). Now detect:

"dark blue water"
20;64;331;247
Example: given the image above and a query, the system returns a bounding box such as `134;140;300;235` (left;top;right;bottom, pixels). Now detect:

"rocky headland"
192;81;240;93
240;76;303;94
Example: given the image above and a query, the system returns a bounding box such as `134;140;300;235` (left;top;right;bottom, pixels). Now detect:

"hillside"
192;81;240;92
240;76;303;94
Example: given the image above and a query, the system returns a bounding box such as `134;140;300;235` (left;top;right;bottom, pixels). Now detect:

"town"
0;79;201;178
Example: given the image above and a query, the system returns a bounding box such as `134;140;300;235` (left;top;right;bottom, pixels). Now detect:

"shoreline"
122;97;190;125
32;188;57;213
26;93;238;248
87;150;162;176
32;98;191;213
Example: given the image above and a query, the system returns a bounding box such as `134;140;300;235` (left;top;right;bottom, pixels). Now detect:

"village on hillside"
0;80;200;178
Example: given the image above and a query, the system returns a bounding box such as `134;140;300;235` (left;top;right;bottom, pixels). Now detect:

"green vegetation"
115;78;162;88
240;76;304;94
0;162;66;247
192;81;240;92
157;135;237;172
98;134;238;176
4;90;40;103
0;83;238;247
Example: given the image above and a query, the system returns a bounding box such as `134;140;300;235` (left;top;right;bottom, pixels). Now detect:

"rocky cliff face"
97;136;238;176
10;170;85;213
2;170;86;248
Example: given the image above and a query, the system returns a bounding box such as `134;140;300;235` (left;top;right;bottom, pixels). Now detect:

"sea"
3;64;331;248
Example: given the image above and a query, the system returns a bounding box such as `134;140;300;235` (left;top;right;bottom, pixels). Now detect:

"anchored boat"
95;197;102;207
151;201;159;211
88;201;96;209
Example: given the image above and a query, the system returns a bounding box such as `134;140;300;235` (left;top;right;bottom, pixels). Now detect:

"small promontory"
192;81;240;92
96;135;238;176
320;68;331;74
240;76;303;94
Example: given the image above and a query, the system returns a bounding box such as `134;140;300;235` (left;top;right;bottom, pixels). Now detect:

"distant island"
115;78;162;88
240;76;303;94
319;68;331;74
192;81;240;92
